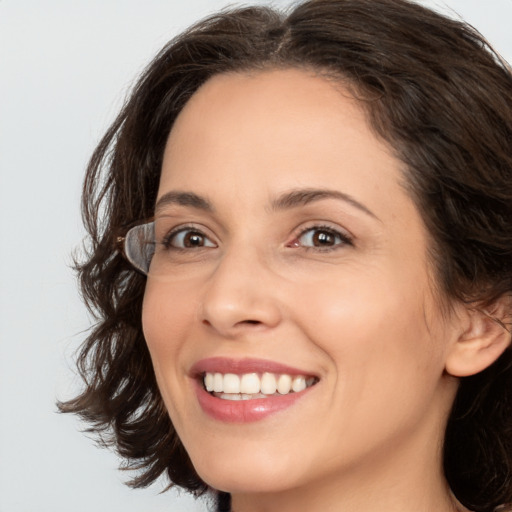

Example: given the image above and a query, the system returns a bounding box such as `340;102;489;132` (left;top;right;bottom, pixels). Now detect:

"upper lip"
190;357;318;379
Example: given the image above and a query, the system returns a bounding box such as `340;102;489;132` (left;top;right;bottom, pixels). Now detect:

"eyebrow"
155;187;378;220
155;191;214;214
270;188;379;220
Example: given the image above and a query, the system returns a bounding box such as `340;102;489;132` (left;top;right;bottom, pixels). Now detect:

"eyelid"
289;222;354;249
154;218;354;250
159;223;218;248
155;212;219;234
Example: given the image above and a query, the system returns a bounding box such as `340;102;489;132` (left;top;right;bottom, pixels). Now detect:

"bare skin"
142;68;506;512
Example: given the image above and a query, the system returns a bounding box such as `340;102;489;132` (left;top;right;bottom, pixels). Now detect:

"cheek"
294;269;446;391
299;284;448;447
141;280;195;364
141;281;201;432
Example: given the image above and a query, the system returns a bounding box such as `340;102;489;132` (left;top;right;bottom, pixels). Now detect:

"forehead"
163;68;386;169
158;68;410;223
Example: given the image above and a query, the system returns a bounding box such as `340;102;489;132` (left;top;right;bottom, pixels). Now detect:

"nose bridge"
200;242;281;335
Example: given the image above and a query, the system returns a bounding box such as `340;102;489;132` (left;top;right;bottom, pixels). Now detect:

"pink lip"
190;357;318;423
190;357;316;377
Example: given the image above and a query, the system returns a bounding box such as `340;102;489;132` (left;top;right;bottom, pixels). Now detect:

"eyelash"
290;224;354;251
160;224;353;252
161;225;216;250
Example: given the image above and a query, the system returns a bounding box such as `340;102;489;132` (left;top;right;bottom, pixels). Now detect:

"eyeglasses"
118;218;214;278
117;220;156;275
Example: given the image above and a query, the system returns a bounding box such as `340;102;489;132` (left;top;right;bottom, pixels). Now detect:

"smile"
204;372;317;399
191;357;319;422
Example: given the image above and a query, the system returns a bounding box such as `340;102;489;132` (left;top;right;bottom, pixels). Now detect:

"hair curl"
60;1;512;510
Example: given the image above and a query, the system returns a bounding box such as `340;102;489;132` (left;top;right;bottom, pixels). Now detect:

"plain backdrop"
0;1;511;511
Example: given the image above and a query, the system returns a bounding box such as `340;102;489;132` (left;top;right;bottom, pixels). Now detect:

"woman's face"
142;69;461;496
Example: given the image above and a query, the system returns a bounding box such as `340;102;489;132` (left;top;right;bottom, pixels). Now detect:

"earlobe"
445;298;512;378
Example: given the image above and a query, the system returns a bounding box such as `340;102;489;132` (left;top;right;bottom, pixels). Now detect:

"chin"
198;467;297;495
186;439;309;495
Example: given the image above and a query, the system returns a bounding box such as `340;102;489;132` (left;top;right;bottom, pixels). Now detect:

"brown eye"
296;226;352;249
165;228;216;249
183;232;206;247
312;230;336;246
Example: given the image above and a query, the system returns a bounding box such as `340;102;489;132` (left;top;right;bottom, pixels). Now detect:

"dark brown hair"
60;1;512;510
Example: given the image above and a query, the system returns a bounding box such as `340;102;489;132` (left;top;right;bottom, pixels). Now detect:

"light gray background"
1;1;511;511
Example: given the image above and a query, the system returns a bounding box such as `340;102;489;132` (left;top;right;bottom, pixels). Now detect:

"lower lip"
194;380;313;423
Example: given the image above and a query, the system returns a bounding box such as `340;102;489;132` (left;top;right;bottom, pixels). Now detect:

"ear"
445;296;511;378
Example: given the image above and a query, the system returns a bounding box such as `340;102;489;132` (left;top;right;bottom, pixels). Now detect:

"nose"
200;247;282;337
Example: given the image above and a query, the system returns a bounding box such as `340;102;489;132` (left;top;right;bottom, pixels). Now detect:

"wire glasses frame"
117;220;156;275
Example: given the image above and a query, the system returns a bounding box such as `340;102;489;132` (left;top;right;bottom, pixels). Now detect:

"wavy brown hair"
59;1;512;510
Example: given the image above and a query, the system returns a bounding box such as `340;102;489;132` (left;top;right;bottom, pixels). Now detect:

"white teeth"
240;373;260;394
260;372;277;395
223;373;241;393
213;373;223;393
203;371;316;398
292;376;306;392
277;374;292;394
219;393;242;401
205;373;214;392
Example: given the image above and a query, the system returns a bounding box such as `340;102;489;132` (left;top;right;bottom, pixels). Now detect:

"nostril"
202;318;261;325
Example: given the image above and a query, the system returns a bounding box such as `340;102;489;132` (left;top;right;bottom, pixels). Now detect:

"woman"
60;0;512;510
